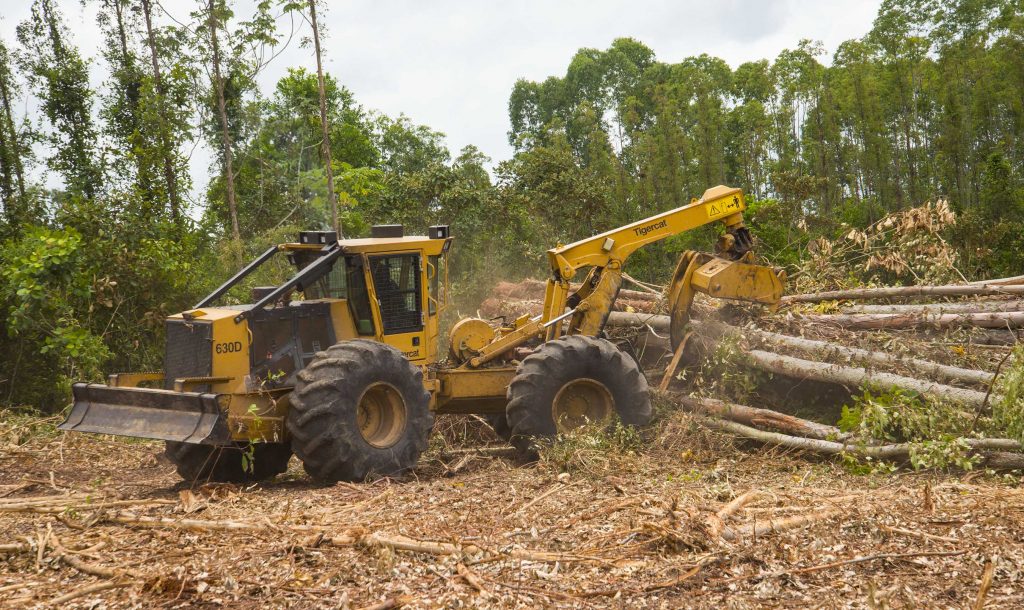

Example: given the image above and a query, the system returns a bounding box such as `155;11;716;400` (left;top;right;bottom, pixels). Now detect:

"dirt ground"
1;411;1022;610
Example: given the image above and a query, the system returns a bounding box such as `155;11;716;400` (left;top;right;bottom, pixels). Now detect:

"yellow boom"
465;185;784;367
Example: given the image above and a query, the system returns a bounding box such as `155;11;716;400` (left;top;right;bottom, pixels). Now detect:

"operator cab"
185;226;451;387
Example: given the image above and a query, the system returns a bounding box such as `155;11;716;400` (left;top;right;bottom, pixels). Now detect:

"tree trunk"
141;0;181;223
307;0;339;237
698;416;1024;469
697;320;995;387
798;311;1024;331
0;48;26;206
841;300;1024;315
970;274;1024;286
672;394;842;440
207;0;241;245
606;311;670;331
745;349;991;407
782;284;1024;304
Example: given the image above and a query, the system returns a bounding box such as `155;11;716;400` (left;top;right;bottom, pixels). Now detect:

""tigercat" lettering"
633;219;668;237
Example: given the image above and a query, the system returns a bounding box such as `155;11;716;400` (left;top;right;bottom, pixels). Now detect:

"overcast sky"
0;0;882;200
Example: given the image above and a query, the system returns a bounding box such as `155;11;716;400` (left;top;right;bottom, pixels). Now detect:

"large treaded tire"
506;335;651;456
164;441;292;483
288;340;433;483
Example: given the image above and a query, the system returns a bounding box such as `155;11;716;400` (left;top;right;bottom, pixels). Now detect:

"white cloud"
0;0;881;199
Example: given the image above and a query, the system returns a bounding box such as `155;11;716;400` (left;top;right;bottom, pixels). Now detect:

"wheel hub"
356;383;407;448
551;378;614;433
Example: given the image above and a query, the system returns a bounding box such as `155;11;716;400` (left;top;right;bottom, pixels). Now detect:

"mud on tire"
287;340;433;483
164;441;292;483
505;335;651;456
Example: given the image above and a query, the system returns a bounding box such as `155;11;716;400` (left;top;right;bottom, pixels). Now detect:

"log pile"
484;277;1024;469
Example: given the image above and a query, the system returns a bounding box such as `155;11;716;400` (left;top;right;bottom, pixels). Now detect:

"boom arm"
465;185;783;368
547;185;749;281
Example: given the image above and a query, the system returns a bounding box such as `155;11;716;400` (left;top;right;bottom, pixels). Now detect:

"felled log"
746;350;991;407
842;300;1024;315
970;273;1024;286
782;284;1024;304
699;417;1024;468
709;322;995;387
606;311;670;331
673;394;842;440
798;311;1024;330
609;314;996;389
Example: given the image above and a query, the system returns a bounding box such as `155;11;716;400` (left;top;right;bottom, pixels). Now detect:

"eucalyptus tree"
0;40;28;219
16;0;103;202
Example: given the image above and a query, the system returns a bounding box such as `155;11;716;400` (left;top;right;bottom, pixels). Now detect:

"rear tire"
165;441;292;483
505;335;651;456
288;340;433;483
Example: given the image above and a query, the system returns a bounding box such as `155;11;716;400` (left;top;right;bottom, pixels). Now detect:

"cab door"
366;252;427;363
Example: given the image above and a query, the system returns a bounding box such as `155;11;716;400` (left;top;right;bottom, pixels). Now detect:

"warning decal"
705;195;742;220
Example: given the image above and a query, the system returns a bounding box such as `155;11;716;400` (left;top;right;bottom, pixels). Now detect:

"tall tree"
17;0;103;200
0;40;27;214
306;0;339;235
206;0;241;244
140;0;183;222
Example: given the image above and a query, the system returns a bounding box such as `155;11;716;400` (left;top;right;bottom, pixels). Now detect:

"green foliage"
692;335;763;403
16;0;103;199
538;421;645;475
993;345;1024;444
0;226;111;403
839;388;974;443
839;388;982;471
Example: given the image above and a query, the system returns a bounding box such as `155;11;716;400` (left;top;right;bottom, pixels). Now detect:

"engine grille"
164;320;213;390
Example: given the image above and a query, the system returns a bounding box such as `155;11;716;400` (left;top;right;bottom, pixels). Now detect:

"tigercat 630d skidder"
60;185;785;482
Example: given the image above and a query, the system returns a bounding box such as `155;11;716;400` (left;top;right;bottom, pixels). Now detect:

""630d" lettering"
215;341;243;354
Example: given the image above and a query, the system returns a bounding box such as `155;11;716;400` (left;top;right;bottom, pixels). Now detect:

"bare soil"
1;412;1022;609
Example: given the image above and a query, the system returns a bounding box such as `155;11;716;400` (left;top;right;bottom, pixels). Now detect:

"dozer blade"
59;383;230;445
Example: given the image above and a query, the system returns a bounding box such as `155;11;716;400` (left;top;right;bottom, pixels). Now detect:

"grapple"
59;383;230;445
667;250;786;351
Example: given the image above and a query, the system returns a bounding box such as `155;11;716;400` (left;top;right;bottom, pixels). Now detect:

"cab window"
345;256;375;335
293;251;346;300
369;254;423;335
427;254;447;315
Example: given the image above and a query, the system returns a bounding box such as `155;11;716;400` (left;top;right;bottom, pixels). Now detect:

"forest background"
0;0;1021;410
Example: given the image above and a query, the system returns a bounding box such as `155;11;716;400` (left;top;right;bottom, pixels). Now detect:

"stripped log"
746;350;991;407
798;311;1024;331
782;284;1024;304
712;323;995;387
608;313;996;389
842;300;1024;315
970;274;1024;286
607;311;670;331
699;417;1024;468
672;396;1023;454
673;394;842;440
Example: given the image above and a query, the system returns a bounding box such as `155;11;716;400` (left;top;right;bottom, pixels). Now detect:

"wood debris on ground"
1;411;1022;608
2;274;1024;608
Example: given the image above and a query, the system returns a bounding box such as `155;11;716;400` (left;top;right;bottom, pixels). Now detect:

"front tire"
505;335;651;455
164;441;292;483
288;340;433;483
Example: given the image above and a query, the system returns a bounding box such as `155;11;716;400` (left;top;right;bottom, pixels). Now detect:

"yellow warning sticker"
705;195;743;220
